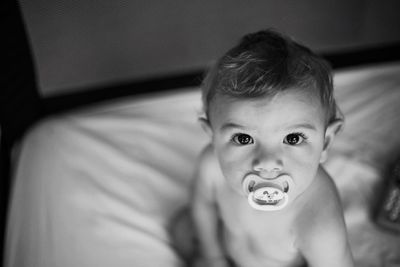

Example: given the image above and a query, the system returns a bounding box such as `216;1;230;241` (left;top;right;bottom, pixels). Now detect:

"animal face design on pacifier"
242;173;294;211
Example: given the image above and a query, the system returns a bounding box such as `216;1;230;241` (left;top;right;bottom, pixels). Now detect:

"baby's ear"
320;119;344;163
199;116;213;138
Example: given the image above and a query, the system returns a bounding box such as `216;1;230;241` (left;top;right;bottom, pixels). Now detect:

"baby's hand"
193;257;231;267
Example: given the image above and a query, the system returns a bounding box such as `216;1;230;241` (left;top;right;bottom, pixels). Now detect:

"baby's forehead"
208;89;326;128
210;87;322;111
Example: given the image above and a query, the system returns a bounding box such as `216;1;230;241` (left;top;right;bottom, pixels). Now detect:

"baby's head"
200;29;343;210
202;29;338;127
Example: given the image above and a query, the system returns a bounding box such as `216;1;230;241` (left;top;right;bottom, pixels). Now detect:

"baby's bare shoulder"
302;167;343;220
193;144;224;195
196;144;222;179
295;167;353;266
295;167;345;238
314;166;342;204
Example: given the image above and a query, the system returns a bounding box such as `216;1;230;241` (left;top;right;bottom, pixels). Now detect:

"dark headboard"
43;42;400;115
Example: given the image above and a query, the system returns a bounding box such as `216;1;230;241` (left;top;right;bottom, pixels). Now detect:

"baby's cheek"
218;148;250;175
219;153;242;173
291;144;321;161
288;148;321;174
294;151;319;166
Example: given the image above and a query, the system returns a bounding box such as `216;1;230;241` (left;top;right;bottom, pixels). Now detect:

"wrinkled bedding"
4;62;400;267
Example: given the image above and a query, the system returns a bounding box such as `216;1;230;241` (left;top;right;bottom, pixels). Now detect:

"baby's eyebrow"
286;123;317;131
220;122;247;132
219;122;317;132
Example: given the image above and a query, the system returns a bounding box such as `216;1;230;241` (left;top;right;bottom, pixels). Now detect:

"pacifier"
242;174;293;211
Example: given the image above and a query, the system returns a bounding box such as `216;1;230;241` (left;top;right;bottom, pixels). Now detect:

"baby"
191;29;354;267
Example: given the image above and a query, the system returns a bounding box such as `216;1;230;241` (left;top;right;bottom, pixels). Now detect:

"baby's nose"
252;151;283;178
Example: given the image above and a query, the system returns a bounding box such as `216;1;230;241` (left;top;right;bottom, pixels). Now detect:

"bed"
3;52;400;267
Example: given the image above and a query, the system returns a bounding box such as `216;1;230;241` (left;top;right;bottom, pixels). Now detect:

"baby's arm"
304;218;353;267
191;146;229;267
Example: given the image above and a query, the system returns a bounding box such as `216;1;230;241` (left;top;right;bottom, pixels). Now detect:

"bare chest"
216;188;304;267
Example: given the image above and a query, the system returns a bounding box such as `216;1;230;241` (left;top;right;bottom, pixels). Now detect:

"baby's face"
208;89;328;207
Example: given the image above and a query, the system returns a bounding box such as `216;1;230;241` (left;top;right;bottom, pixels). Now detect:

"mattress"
4;62;400;267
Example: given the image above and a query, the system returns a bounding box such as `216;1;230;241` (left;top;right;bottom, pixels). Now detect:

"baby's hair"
202;29;338;125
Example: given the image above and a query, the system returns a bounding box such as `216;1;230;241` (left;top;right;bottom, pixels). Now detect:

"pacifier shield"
243;173;291;211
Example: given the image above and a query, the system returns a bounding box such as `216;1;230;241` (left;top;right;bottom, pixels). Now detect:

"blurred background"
18;0;400;97
2;2;400;266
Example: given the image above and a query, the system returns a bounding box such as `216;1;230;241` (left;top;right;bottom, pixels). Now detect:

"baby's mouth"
242;174;292;211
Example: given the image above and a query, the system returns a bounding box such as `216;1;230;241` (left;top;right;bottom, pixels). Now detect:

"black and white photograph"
1;1;400;266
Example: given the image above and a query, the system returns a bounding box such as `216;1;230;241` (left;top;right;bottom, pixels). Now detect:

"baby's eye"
232;134;254;145
284;133;307;146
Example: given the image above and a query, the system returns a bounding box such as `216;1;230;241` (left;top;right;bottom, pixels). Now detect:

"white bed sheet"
5;62;400;267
